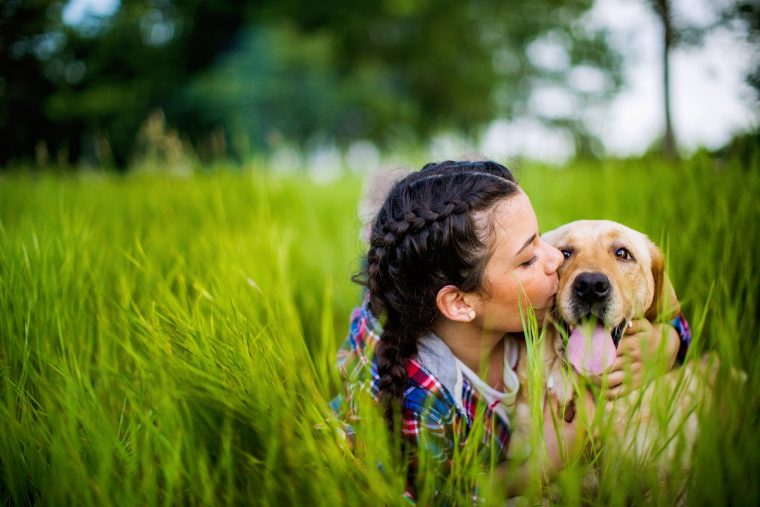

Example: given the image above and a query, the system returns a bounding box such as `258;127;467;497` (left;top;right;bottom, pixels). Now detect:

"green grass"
1;153;758;505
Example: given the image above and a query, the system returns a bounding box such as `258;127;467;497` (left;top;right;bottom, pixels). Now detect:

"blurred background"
1;0;758;172
1;5;759;504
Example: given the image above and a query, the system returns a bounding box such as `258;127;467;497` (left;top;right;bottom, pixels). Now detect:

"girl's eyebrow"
515;233;537;256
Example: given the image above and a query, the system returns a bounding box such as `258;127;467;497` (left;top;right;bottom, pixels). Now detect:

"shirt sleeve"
330;299;381;448
671;313;692;365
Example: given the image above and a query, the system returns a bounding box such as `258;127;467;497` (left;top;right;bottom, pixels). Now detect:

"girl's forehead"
489;193;537;251
493;192;536;228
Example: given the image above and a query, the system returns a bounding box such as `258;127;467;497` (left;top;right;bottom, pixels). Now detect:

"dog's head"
542;220;680;375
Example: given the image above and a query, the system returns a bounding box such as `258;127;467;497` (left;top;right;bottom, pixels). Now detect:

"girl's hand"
598;318;679;399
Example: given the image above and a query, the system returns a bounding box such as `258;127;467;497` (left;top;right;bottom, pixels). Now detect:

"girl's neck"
434;319;505;389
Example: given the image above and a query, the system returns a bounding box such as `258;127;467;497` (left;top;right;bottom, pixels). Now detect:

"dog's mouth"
564;317;627;376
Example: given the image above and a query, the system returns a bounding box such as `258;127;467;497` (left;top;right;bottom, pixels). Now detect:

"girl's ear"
436;285;476;322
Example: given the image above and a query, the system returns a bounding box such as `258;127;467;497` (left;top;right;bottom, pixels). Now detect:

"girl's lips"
533;295;556;313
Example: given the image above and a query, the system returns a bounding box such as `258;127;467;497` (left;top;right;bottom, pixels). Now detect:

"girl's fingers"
608;356;627;373
589;369;626;387
610;356;644;373
615;337;642;360
606;384;628;400
605;370;626;388
625;318;653;335
625;319;644;335
605;369;643;399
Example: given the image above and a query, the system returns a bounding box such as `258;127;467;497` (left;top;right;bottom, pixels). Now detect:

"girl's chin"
532;301;555;324
532;307;548;323
535;297;556;315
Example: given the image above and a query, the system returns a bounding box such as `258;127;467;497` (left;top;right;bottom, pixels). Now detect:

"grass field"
1;153;759;505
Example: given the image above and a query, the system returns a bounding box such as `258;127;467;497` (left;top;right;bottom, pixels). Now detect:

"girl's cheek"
543;270;558;296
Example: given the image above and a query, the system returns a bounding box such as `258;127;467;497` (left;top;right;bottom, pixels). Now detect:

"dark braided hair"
357;160;519;426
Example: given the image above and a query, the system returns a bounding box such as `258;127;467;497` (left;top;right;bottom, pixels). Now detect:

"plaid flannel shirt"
334;300;512;465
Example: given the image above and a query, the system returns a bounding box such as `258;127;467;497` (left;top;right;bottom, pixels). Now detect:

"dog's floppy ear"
645;241;681;321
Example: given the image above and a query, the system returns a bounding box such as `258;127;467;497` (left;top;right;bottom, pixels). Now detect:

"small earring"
467;309;476;321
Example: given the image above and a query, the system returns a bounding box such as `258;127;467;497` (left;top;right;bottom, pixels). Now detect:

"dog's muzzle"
568;271;613;327
563;271;628;375
573;272;610;304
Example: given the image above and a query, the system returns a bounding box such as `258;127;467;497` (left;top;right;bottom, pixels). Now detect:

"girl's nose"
543;242;563;274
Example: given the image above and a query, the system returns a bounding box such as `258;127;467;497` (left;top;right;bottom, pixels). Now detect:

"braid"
375;200;471;249
357;160;520;428
374;319;411;425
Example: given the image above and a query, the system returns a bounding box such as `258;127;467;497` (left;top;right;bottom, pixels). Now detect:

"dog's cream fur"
543;220;680;329
510;220;718;486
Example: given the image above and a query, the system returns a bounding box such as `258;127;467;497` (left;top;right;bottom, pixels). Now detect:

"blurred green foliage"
1;0;623;168
0;154;758;504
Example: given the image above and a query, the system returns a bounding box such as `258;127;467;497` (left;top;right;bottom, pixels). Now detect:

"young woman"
334;160;690;498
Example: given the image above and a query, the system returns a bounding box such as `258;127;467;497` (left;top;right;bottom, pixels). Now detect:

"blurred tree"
247;0;624;155
644;0;759;159
0;1;66;164
727;1;760;97
648;0;677;159
47;0;249;166
1;0;246;167
1;0;622;168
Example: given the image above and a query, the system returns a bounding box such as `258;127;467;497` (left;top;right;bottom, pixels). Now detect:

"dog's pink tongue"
567;324;617;375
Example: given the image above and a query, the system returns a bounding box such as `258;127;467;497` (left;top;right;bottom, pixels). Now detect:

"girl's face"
469;191;564;333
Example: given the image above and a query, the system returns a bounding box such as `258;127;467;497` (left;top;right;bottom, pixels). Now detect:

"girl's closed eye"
521;255;538;267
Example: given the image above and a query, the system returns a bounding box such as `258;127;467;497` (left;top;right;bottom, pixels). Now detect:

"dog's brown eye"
615;247;633;260
560;249;572;259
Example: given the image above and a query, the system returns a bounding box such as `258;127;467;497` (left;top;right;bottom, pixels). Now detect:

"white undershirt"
453;336;521;427
453;336;533;461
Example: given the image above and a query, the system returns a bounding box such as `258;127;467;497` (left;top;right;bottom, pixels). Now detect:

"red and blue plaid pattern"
671;314;692;364
333;300;512;464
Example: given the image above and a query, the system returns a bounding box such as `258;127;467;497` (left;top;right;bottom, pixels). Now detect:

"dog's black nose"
573;272;611;303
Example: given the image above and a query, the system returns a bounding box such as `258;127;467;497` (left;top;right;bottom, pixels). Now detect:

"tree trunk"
656;0;677;159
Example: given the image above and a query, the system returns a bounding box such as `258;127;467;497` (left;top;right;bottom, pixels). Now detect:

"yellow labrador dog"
543;219;681;378
511;220;719;487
